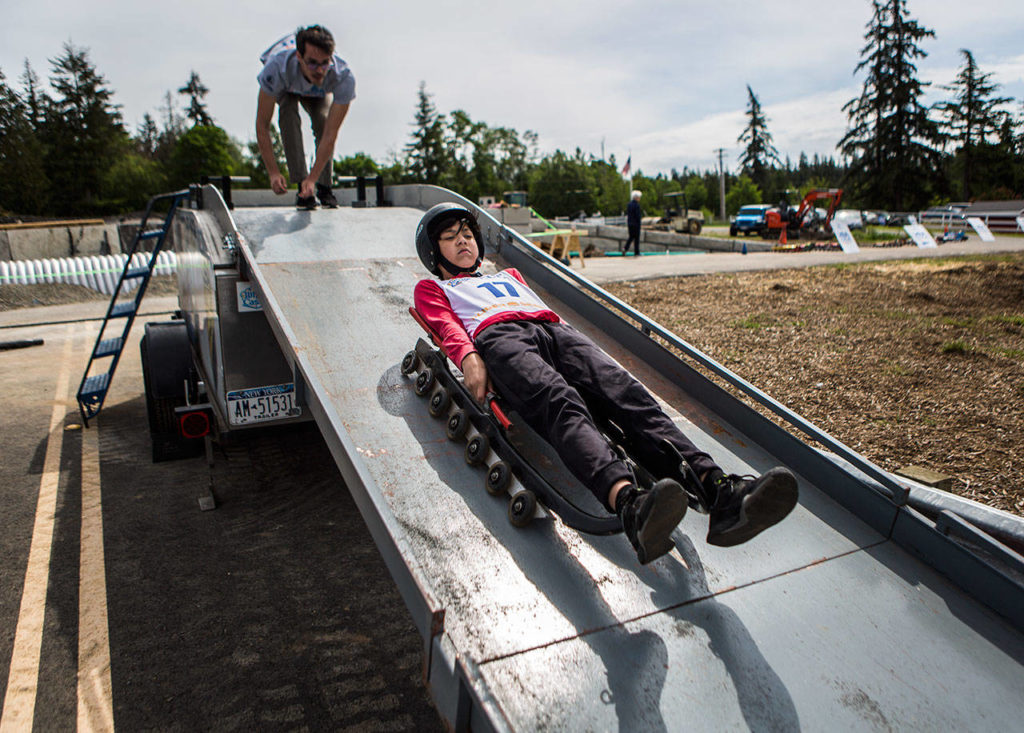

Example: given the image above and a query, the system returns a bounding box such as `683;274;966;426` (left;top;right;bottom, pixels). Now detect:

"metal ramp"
76;191;187;425
189;185;1024;730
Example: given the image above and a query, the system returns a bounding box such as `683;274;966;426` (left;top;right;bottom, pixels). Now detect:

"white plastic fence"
0;252;177;295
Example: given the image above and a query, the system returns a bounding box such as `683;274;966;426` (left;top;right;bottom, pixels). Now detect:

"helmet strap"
437;253;482;276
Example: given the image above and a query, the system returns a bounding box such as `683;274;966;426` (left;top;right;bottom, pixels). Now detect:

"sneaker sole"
707;469;799;547
636;480;688;564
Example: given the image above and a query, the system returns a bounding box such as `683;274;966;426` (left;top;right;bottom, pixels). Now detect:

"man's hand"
270;173;288;195
299;177;316;200
460;352;493;404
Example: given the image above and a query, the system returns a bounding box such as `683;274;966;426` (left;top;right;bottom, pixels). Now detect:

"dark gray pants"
278;93;333;187
476;320;719;511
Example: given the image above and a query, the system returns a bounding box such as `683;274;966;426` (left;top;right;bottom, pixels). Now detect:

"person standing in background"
625;190;643;256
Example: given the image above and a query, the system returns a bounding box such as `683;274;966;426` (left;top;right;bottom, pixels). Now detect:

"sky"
2;0;1023;177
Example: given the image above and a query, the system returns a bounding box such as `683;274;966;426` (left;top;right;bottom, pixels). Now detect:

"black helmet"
415;203;484;276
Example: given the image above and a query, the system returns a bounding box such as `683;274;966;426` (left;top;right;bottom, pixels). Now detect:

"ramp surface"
231;201;1024;730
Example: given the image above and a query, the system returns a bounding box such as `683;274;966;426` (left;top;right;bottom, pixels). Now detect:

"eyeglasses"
303;57;331;70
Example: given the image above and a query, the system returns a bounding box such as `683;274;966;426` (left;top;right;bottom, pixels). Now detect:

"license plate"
227;383;301;426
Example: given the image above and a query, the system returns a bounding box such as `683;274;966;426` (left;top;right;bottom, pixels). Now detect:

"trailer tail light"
178;408;212;439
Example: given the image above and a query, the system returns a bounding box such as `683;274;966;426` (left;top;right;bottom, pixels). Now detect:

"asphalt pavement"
573;230;1024;283
0;301;443;731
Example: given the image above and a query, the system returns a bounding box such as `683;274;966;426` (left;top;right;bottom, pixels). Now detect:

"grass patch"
996;348;1024;360
731;313;775;330
940;316;975;328
942;339;971;354
991;314;1024;327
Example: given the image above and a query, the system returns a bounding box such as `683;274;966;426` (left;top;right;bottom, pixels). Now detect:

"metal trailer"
147;183;1024;730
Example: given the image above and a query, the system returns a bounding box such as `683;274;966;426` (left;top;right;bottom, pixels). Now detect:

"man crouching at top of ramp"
412;204;799;564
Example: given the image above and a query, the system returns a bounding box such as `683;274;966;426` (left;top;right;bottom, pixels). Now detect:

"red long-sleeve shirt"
413;268;560;369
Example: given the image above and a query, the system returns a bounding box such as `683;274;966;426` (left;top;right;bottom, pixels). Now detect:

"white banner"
966;217;995;242
904;223;937;248
830;220;859;253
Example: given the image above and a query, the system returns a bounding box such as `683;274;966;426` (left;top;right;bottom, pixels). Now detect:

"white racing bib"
440;271;550;338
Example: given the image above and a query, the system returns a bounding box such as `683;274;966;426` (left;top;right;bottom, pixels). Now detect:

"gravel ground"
607;253;1024;517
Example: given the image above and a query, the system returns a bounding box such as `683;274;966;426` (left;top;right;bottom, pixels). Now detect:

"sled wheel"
485;461;512;496
428;386;451;417
508;490;536;527
465;434;490;466
414;367;435;396
400;350;419;375
446;410;469;441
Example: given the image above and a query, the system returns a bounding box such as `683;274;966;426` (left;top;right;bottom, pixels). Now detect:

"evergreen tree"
404;82;447;183
839;0;942;210
0;68;49;214
40;42;127;214
136;113;160;157
933;49;1012;200
737;85;780;193
19;60;43;129
179;71;213;126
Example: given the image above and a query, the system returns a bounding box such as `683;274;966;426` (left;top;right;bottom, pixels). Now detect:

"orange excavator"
761;188;843;241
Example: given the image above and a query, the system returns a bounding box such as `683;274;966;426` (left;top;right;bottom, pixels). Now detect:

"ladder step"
124;267;150;279
81;372;111;397
138;229;164;240
110;302;136;318
94;338;124;358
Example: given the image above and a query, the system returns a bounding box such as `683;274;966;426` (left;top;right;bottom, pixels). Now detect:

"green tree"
683;175;708;211
737;85;781;193
179;70;213;127
404;82;447;183
168;124;238;188
839;0;942;210
933;49;1012;200
590;157;629;216
102;152;166;210
334;151;381;177
724;174;761;216
0;68;49;214
527;149;594;218
40;42;128;214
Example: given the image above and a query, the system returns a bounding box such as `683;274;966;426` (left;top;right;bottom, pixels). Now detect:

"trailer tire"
141;321;202;463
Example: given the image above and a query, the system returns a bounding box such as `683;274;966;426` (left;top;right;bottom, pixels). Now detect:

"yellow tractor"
644;192;704;234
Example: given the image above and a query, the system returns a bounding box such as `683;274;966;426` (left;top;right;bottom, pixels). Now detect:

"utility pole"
715;148;727;222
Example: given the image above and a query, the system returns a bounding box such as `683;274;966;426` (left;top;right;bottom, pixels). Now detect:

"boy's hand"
461;353;493;404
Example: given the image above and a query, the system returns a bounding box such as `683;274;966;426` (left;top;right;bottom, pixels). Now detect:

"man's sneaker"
296;194;317;210
706;467;798;547
316;185;338;208
619;479;687;564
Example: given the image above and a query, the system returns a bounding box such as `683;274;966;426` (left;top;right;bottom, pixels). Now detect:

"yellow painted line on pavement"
77;416;114;732
0;325;74;732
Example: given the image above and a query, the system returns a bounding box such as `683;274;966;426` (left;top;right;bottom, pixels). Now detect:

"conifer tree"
737;85;780;195
404;82;447;183
933;49;1012;200
179;71;214;126
839;0;942;210
40;42;126;214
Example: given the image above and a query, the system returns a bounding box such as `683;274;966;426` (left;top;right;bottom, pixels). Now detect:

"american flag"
621;155;631;177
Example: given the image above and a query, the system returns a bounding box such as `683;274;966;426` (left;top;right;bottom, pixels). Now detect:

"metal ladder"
76;190;188;426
